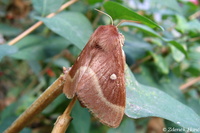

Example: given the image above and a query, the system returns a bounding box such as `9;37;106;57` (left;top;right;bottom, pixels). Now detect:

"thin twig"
52;96;77;133
63;49;77;63
4;75;65;133
180;76;200;90
130;55;152;71
8;0;78;45
189;10;200;20
188;36;200;42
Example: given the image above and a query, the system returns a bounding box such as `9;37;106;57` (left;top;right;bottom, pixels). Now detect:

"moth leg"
62;67;75;99
63;67;71;75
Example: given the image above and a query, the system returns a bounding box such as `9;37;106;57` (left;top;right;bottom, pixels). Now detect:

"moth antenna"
95;9;113;25
116;20;140;27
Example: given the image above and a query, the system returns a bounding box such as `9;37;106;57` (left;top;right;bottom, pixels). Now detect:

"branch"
188;36;200;42
180;76;200;91
130;55;152;71
52;96;77;133
8;0;78;45
4;75;65;133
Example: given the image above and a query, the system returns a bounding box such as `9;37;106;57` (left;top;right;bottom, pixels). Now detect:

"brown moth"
63;15;126;128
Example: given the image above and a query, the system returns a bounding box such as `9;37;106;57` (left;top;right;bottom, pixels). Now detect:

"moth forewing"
63;25;126;128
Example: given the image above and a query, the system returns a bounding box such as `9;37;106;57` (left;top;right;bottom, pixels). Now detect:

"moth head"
90;25;124;51
90;9;125;51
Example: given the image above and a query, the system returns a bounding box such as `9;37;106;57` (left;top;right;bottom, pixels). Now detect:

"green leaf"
21;128;31;133
187;98;200;116
32;0;64;16
0;116;18;132
134;66;159;88
125;65;200;129
42;94;66;115
120;22;162;38
107;118;135;133
188;45;200;71
0;103;18;122
164;120;184;133
16;93;37;114
120;22;188;60
159;76;187;104
149;52;169;74
176;15;188;33
71;102;91;133
0;44;18;61
176;15;200;33
122;31;153;64
11;35;70;60
135;68;187;104
28;60;42;76
187;19;200;32
168;40;188;58
169;44;185;62
36;11;93;50
0;24;22;36
52;58;70;68
88;0;103;5
103;1;163;30
150;38;163;46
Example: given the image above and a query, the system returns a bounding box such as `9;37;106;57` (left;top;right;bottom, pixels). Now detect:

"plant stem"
4;75;65;133
52;96;77;133
130;55;152;71
8;0;78;46
180;76;200;91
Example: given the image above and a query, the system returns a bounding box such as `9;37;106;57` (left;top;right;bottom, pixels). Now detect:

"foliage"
0;0;200;132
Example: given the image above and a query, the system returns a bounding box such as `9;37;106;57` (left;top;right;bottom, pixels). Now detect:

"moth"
63;12;126;128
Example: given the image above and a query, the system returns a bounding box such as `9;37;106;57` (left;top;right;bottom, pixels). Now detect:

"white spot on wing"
110;74;117;80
